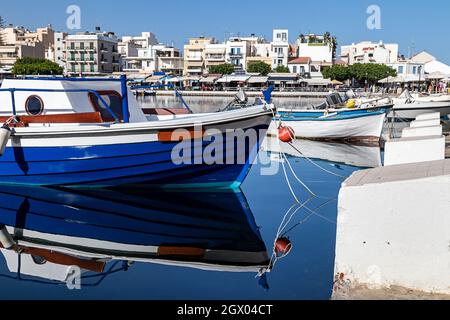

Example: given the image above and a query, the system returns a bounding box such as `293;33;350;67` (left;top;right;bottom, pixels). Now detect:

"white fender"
0;124;11;156
0;226;15;249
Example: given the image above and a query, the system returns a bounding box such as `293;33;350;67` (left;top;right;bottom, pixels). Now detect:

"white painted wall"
335;160;450;295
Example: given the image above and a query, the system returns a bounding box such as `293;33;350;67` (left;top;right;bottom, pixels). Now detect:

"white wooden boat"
270;108;389;143
390;90;450;120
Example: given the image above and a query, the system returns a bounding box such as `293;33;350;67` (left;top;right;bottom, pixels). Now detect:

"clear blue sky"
1;0;449;64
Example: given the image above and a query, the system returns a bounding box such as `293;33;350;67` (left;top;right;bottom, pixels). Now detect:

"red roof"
288;57;311;64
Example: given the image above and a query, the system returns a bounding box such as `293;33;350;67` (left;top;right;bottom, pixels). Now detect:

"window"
71;64;76;72
81;64;85;73
293;66;297;73
25;95;44;116
71;42;75;49
88;91;123;122
80;52;85;60
412;66;417;74
90;65;95;73
80;42;84;49
398;66;404;74
90;42;94;49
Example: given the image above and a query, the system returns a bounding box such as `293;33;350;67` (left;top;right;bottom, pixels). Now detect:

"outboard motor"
235;88;248;105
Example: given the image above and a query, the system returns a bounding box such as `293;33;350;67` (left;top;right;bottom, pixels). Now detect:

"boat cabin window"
88;91;123;122
25;95;44;116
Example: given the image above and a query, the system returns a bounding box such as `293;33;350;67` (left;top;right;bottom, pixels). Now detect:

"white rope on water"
286;142;347;179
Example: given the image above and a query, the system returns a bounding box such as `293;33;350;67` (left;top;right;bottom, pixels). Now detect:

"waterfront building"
271;29;289;69
120;33;183;75
410;51;450;75
340;41;398;65
184;37;216;76
246;42;272;69
0;25;50;68
225;37;251;73
204;43;227;70
297;34;334;64
47;32;68;69
288;57;311;76
121;32;158;49
388;58;425;82
155;46;183;75
65;28;120;76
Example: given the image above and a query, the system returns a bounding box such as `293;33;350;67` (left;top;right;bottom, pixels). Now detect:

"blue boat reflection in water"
0;187;269;290
0;140;381;299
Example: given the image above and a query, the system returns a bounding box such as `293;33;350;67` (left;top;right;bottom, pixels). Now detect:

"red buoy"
274;237;293;258
278;126;295;143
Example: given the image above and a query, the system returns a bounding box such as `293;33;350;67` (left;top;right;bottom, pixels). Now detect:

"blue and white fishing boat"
0;77;274;188
270;107;391;142
0;187;269;283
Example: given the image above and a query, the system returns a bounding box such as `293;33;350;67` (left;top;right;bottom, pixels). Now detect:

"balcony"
186;56;202;61
228;52;243;58
206;55;225;61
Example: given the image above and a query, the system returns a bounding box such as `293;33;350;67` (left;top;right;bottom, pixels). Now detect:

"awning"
216;75;251;83
426;71;447;80
331;80;344;85
167;77;184;83
200;76;220;83
268;73;299;82
247;76;269;84
303;78;332;86
145;75;165;83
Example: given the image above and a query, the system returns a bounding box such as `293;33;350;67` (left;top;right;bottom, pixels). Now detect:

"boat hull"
391;101;450;120
0;108;273;188
270;111;387;142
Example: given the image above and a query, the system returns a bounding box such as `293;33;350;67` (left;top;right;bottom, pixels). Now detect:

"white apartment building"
271;29;289;68
48;32;68;69
66;29;120;76
341;41;398;65
388;58;425;81
121;43;183;75
225;37;251;73
121;32;158;49
297;34;333;63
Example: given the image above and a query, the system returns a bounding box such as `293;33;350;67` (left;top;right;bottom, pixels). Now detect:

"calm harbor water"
136;95;323;113
0;96;380;300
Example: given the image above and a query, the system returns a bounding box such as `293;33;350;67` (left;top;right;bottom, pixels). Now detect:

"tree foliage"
322;63;397;85
208;63;235;75
12;57;64;75
247;61;272;76
273;65;290;73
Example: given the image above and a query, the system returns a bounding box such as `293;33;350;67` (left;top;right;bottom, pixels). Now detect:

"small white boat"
391;90;450;120
270;108;389;143
262;137;382;168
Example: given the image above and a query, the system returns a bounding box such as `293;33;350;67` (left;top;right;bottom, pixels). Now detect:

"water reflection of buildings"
0;187;269;286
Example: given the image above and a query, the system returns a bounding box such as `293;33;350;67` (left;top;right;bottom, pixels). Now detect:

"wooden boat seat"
0;112;104;127
143;108;191;116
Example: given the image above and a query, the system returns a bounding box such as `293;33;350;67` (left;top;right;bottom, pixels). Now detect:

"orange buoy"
278;126;295;143
274;237;293;258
